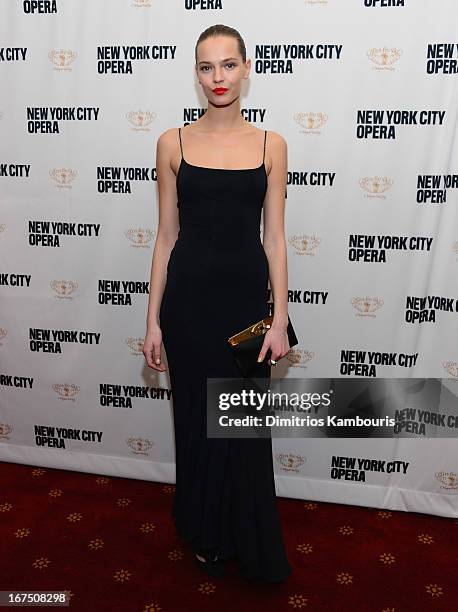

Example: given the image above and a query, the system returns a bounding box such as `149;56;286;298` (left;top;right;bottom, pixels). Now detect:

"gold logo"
52;384;80;401
126;111;157;130
0;423;12;439
453;241;458;258
49;49;77;70
287;349;315;368
125;228;154;247
126;437;153;455
0;328;7;345
367;47;402;70
251;321;270;335
288;235;321;256
132;0;151;7
435;471;458;491
351;297;384;317
276;453;306;472
293;112;328;134
50;168;78;188
50;280;78;299
443;361;458;378
0;223;5;234
126;337;144;355
359;176;393;198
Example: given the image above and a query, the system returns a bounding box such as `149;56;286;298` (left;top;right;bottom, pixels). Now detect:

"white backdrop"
1;0;457;518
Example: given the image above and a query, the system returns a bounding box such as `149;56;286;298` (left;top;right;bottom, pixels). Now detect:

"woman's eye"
200;64;235;71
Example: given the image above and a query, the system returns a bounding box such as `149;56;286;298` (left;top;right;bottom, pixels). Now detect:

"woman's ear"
244;58;251;78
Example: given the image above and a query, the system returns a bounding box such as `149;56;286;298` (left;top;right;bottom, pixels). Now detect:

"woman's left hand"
257;325;290;365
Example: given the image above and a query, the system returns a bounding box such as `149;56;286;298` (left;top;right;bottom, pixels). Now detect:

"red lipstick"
213;87;228;95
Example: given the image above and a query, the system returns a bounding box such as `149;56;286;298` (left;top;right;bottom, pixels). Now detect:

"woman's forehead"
197;36;239;61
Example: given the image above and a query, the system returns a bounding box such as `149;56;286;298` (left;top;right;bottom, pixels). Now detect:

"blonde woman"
144;24;291;583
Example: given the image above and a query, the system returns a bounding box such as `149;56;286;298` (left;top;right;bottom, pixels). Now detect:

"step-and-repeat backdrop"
1;1;457;518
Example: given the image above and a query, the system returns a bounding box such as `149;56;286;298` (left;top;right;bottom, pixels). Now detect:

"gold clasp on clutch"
228;315;274;346
251;321;271;335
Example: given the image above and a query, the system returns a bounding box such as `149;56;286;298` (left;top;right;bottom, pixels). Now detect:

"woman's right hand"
143;324;167;371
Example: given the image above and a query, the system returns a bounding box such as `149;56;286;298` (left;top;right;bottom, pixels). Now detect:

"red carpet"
0;461;456;611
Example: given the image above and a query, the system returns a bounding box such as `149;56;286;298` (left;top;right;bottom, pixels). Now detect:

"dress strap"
263;130;267;164
178;127;184;160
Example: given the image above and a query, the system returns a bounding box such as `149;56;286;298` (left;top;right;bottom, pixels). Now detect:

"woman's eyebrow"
198;57;238;65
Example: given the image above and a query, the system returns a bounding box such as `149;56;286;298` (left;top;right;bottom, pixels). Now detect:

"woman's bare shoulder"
156;127;180;148
156;128;181;172
265;129;287;147
265;131;287;170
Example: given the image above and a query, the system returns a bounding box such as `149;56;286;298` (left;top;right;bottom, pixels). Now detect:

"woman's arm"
143;129;180;370
263;131;288;329
257;131;289;363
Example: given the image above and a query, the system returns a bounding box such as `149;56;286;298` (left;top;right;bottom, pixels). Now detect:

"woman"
143;24;292;583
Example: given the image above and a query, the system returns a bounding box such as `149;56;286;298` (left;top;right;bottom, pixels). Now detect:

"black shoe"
194;552;225;578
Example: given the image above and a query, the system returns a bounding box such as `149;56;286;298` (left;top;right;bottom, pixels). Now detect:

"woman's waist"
176;224;263;245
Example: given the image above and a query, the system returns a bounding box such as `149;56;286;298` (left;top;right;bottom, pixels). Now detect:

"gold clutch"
227;314;298;377
228;315;275;347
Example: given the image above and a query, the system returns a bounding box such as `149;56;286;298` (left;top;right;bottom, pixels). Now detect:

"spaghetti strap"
263;130;267;164
178;127;184;160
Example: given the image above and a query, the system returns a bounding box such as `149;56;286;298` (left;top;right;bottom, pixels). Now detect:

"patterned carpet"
0;461;456;611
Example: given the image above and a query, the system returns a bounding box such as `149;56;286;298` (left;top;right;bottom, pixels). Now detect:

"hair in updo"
195;24;247;65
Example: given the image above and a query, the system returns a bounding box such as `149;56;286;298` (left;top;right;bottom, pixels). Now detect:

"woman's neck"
197;102;248;132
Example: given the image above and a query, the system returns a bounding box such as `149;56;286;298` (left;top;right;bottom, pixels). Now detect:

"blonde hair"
195;24;247;65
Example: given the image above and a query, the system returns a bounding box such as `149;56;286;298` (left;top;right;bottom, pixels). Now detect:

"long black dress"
159;127;292;582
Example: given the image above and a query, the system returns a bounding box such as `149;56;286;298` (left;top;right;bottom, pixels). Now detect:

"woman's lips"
213;88;228;95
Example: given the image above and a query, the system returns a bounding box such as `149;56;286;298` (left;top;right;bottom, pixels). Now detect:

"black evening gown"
159;127;292;582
